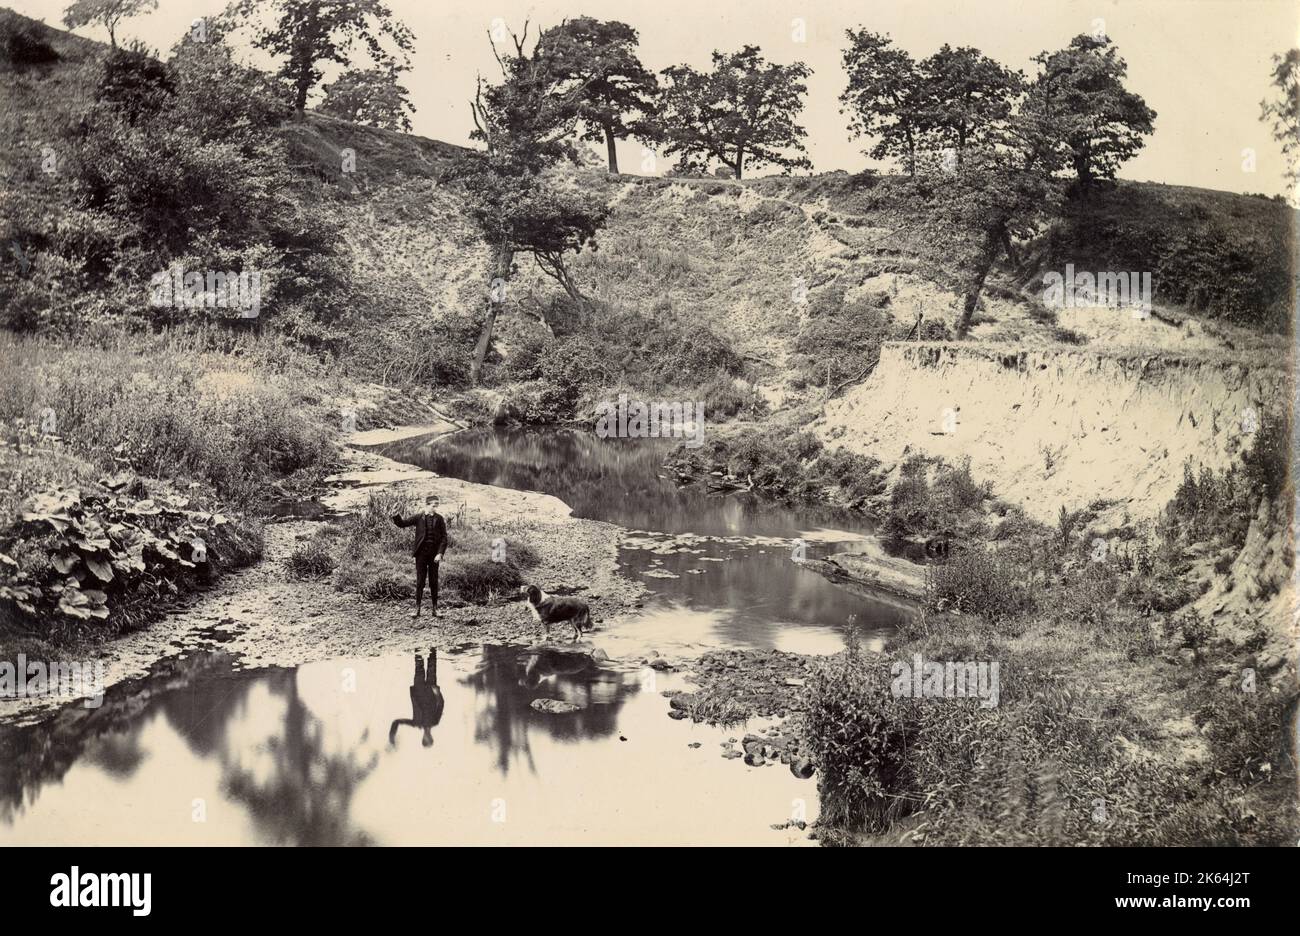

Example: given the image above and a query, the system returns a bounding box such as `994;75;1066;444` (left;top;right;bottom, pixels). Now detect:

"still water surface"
0;647;815;845
376;428;913;656
1;427;920;844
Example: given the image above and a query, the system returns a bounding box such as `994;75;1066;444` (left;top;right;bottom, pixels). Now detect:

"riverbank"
5;414;1293;847
0;438;647;725
671;485;1298;846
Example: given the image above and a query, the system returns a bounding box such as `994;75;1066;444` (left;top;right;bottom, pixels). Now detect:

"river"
0;427;917;845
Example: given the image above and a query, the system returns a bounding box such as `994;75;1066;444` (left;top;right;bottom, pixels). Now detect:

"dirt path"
1;440;648;725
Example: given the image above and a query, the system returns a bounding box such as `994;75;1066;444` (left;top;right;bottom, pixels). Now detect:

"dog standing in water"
391;495;448;620
521;585;592;641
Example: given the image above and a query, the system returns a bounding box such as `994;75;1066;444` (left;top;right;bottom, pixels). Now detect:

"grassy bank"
673;427;1296;845
0;330;351;659
799;431;1297;845
287;490;541;608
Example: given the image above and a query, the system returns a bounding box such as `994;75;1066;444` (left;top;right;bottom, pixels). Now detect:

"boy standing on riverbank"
391;495;448;620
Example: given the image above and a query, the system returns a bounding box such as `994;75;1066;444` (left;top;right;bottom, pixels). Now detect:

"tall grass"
0;332;334;509
323;491;541;605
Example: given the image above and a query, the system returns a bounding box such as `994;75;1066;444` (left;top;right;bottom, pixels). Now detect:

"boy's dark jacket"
391;511;448;557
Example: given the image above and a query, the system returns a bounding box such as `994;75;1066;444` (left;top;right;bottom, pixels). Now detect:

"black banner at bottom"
5;845;1292;922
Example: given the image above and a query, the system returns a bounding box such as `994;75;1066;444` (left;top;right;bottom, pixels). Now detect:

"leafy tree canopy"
62;0;157;49
535;16;660;172
1260;48;1300;195
1023;33;1155;190
655;45;812;179
222;0;414;112
320;63;414;131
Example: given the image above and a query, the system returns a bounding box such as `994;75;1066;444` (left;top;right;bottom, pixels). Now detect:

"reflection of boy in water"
389;649;445;748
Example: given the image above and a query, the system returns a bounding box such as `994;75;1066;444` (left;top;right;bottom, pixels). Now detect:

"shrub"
803;649;916;831
936;457;990;512
1196;689;1296;785
441;557;523;602
792;284;895;388
1162;609;1213;664
287;532;336;579
786;431;823;462
1052;561;1120;630
500;329;553;382
885;456;933;537
1241;407;1291;503
699;373;766;422
810;447;888;506
925;548;1034;622
95;48;175;124
0;13;59;68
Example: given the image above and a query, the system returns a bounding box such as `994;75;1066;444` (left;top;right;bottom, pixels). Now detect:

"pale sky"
13;0;1299;195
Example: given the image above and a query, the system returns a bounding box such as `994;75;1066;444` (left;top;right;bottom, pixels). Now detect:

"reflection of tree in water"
385;429;670;521
1;652;378;845
0;652;247;824
460;644;639;777
219;670;378;846
380;427;872;538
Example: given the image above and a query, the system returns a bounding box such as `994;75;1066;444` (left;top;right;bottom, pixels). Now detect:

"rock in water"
790;757;815;779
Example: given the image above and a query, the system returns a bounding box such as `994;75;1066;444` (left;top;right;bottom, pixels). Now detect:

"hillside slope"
6;8;1290;395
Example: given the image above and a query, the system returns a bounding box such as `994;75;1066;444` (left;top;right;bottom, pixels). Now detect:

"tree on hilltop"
1022;34;1155;193
840;30;926;174
320;63;414;131
63;0;158;49
222;0;414;113
655;45;812;179
537;17;660;174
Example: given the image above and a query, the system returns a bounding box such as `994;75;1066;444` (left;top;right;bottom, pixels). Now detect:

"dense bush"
0;12;59;68
287;531;337;580
808;446;888;506
549;299;742;391
924;547;1035;622
666;432;888;509
885;455;991;539
802;637;1258;845
699;373;767;422
1045;183;1294;332
792;284;896;388
803;649;916;831
94;48;174;124
1;30;348;340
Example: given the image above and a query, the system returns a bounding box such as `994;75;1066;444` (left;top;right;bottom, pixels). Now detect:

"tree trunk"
1000;228;1019;267
1073;153;1093;197
734;148;744;180
471;248;513;385
295;71;311;112
957;227;1002;338
604;123;618;174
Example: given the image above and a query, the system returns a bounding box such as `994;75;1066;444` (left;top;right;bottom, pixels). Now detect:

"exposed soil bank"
820;342;1291;523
